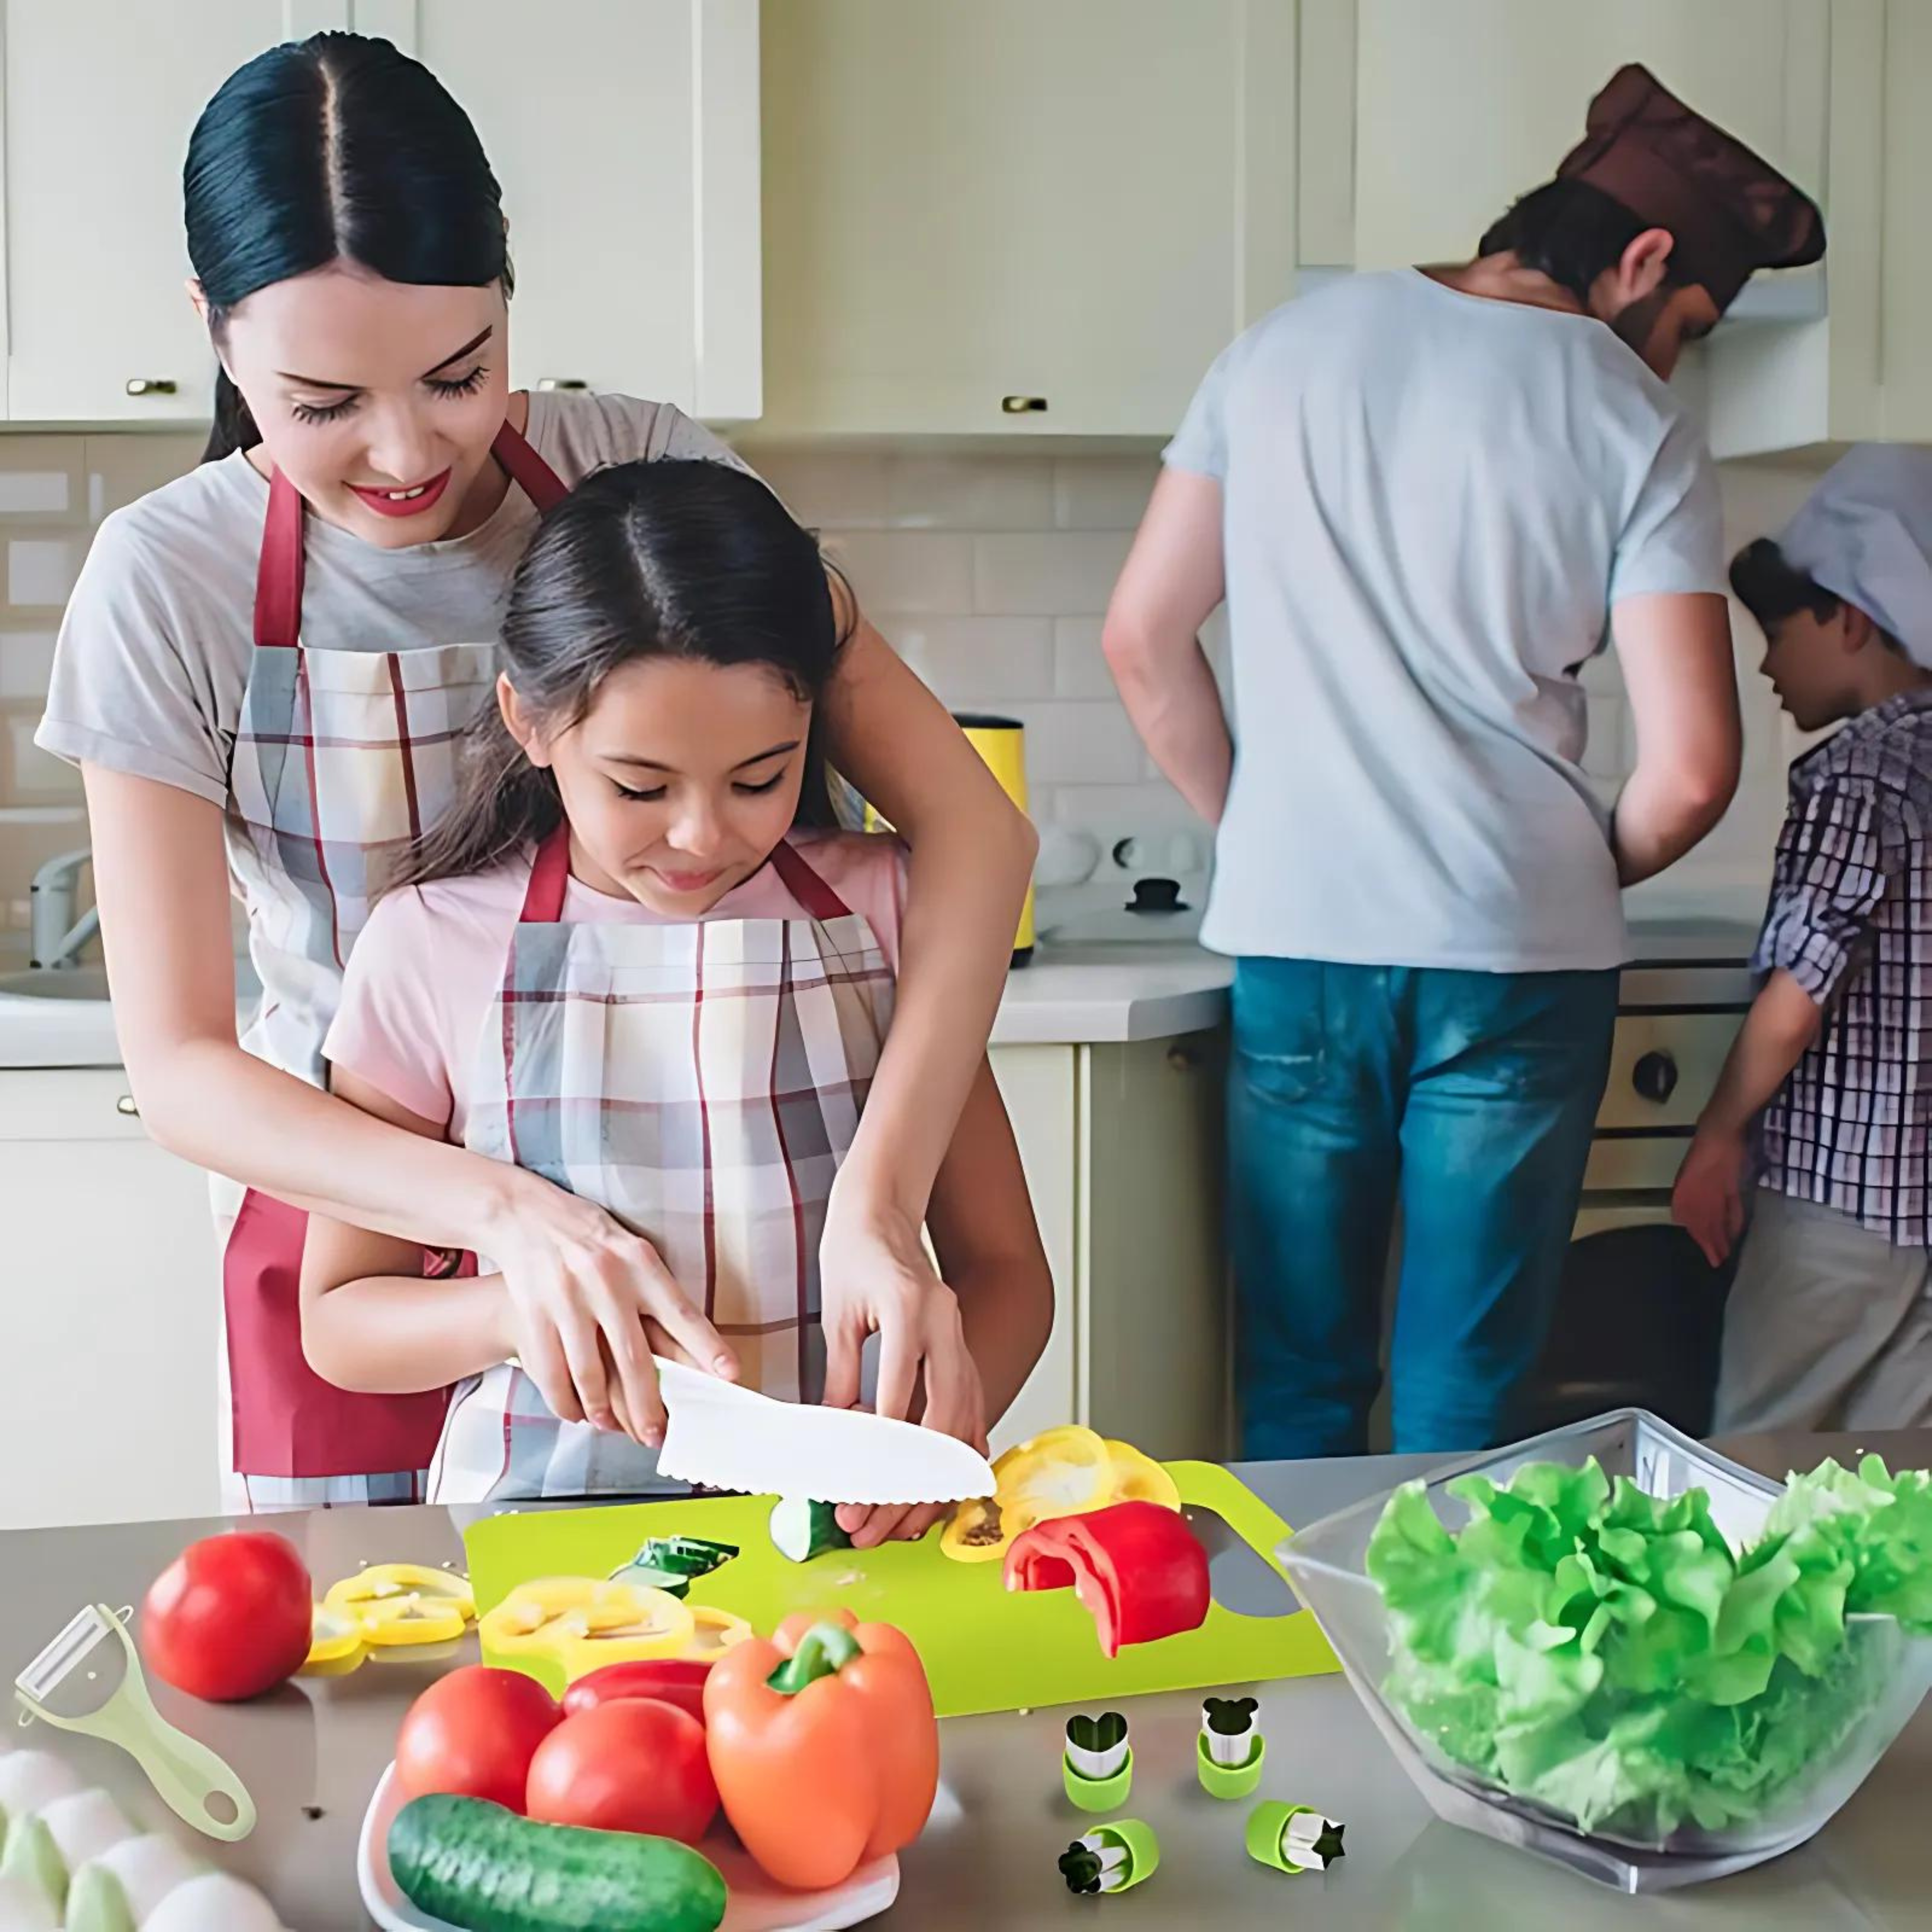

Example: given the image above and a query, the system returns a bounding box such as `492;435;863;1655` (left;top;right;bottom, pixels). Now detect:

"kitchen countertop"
0;945;1236;1068
2;1427;1925;1930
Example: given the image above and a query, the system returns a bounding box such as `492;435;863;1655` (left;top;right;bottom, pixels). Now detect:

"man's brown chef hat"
1556;64;1825;312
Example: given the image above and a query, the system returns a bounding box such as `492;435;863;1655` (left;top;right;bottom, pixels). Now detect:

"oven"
1520;922;1759;1438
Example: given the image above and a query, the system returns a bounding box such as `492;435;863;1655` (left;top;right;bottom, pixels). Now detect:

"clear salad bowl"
1277;1409;1932;1892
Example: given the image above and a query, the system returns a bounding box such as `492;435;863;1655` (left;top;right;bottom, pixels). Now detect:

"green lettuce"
1364;1454;1932;1839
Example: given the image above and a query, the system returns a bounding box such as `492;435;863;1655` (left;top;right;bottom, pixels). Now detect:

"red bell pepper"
561;1657;713;1725
1003;1500;1209;1657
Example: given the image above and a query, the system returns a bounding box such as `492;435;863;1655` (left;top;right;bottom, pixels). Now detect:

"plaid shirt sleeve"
1755;779;1903;1002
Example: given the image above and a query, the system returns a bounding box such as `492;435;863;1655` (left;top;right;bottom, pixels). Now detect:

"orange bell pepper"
703;1607;939;1891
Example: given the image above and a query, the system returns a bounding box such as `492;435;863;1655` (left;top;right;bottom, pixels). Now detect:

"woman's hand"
1673;1123;1750;1269
485;1173;737;1444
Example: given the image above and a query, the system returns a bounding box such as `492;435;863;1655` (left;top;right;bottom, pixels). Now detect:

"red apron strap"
519;823;573;924
770;838;855;922
252;417;567;652
491;418;570;512
252;466;306;649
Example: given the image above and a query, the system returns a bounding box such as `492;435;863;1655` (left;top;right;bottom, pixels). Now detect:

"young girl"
299;459;1053;1531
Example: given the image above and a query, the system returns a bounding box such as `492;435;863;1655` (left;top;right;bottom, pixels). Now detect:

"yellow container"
956;714;1035;965
862;713;1036;966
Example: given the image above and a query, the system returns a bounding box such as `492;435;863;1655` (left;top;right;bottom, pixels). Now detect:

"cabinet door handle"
115;1094;139;1117
1166;1044;1200;1073
1001;395;1048;414
537;377;590;391
1631;1050;1679;1105
124;378;178;397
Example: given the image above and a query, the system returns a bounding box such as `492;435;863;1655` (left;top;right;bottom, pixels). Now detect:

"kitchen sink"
0;966;112;1002
0;959;262;1070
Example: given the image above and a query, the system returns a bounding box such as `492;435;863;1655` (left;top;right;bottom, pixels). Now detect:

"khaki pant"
1715;1189;1932;1433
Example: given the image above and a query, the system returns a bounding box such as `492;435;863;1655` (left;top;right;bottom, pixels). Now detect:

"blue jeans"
1229;958;1617;1459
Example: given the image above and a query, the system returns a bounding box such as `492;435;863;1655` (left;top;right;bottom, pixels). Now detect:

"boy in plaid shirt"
1675;447;1932;1429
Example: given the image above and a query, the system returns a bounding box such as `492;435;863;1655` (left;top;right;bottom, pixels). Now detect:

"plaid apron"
427;823;895;1503
219;423;567;1512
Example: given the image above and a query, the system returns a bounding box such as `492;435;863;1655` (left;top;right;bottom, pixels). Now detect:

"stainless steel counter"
2;1430;1925;1929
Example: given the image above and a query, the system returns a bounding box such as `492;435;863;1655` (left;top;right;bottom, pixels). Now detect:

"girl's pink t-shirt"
323;828;908;1137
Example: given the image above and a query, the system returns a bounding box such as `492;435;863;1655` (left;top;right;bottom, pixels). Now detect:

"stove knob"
1632;1049;1679;1105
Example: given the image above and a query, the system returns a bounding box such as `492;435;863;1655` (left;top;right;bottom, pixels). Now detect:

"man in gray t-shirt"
1103;66;1823;1458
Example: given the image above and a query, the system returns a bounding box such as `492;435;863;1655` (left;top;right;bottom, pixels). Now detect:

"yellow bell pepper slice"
302;1602;366;1671
481;1578;695;1668
680;1604;754;1658
324;1563;477;1648
1102;1440;1180;1510
940;1424;1117;1563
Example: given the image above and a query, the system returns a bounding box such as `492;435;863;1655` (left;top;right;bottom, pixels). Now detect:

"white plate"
358;1763;901;1932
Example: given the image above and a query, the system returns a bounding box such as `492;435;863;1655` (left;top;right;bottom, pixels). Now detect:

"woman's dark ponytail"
184;31;510;464
386;461;852;896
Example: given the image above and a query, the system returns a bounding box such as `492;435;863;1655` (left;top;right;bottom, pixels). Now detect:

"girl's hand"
1673;1124;1749;1269
486;1174;737;1443
835;1349;988;1551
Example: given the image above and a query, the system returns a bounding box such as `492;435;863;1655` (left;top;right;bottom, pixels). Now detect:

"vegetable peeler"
14;1604;256;1842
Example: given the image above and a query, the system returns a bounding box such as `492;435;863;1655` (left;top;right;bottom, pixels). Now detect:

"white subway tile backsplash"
758;452;1054;531
1052;456;1158;531
1053;782;1206;830
7;537;84;609
1003;701;1145;785
6;713;78;798
888;456;1054;531
0;438;77;516
1582;697;1629;781
1053;616;1116;698
884;615;1055;704
0;631;57;701
83;433;202;521
973;531;1131;616
825;531;975;614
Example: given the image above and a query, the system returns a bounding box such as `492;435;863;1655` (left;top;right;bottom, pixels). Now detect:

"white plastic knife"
653;1358;996;1504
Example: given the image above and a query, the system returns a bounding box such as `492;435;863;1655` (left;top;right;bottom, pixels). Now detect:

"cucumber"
769;1497;852;1563
609;1535;738;1596
388;1795;726;1932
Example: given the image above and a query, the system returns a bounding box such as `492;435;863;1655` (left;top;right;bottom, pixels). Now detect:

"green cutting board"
464;1462;1337;1718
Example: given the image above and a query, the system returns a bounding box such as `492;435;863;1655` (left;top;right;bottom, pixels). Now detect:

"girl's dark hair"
1480;179;1675;306
184;31;510;463
388;460;851;892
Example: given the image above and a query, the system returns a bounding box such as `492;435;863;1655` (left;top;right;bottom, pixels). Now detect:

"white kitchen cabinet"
0;0;325;425
1318;0;1932;455
374;0;761;421
989;1034;1228;1460
0;0;761;428
0;1071;219;1531
1349;1;1828;278
757;0;1297;438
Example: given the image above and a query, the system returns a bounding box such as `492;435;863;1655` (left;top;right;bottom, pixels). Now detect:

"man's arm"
1610;592;1743;884
1101;467;1232;825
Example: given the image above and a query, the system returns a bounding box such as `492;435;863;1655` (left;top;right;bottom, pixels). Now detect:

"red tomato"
562;1659;713;1726
141;1532;312;1703
396;1667;561;1811
526;1700;719;1845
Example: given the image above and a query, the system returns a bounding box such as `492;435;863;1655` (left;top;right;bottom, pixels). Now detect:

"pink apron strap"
253;467;306;648
519;823;573;924
770;838;854;921
251;414;570;650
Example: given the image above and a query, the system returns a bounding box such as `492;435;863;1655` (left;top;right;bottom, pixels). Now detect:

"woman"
36;32;1034;1515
